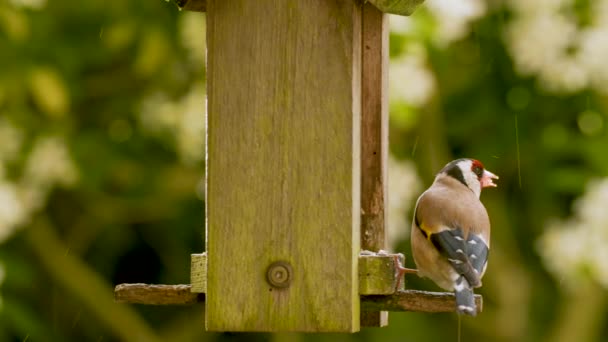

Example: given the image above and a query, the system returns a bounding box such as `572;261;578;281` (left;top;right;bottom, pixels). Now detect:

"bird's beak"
481;170;499;188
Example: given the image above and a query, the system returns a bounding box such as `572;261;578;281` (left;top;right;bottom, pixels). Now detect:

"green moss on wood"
359;253;404;295
190;253;206;293
367;0;425;16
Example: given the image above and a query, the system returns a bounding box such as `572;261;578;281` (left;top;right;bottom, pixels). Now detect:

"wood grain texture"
360;3;389;327
367;0;425;15
362;290;483;313
206;0;361;332
361;3;389;255
190;253;206;293
114;284;202;305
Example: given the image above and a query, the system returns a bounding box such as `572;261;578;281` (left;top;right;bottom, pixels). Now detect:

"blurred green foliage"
0;0;607;341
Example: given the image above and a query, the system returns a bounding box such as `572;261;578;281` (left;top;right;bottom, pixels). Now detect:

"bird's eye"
473;166;483;178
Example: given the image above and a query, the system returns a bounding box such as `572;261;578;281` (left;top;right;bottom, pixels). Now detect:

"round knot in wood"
266;261;293;289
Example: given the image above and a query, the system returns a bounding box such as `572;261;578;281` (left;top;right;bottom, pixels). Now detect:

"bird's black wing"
430;227;483;288
465;232;489;279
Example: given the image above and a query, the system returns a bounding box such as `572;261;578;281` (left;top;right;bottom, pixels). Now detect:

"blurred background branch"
24;216;160;341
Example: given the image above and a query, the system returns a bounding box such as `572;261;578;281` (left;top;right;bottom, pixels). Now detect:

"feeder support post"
206;0;362;332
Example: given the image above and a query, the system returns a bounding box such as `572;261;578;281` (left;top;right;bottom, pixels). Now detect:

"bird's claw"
392;254;417;291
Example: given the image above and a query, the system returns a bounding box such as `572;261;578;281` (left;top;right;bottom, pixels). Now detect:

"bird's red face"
471;159;499;188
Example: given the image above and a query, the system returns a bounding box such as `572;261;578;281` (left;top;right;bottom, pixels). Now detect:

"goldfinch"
411;158;498;316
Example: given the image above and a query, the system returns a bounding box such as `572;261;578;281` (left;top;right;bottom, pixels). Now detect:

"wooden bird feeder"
114;0;482;333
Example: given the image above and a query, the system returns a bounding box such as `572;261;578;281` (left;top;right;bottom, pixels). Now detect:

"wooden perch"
362;290;483;313
114;284;481;314
115;251;482;314
114;284;202;305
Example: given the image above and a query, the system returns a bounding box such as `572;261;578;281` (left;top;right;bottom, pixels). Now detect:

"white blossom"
387;157;421;247
505;0;608;93
139;84;206;166
390;52;436;107
505;13;576;75
539;178;608;289
139;92;180;133
0;181;27;243
9;0;46;10
0;119;24;163
23;136;79;189
0;261;4;311
0;124;62;244
575;179;608;230
426;0;487;46
579;27;608;93
389;15;415;35
509;0;569;13
176;84;206;165
538;56;588;94
17;183;47;214
390;0;486;45
179;12;206;66
0;135;81;244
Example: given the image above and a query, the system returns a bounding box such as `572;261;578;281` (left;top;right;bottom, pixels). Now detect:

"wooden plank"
362;290;483;314
361;3;389;258
114;284;202;305
206;0;362;332
190;253;206;293
188;252;405;296
360;3;389;328
116;252;482;314
114;285;483;314
367;0;425;16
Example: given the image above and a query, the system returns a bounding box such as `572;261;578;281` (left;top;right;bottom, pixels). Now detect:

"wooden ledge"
114;284;481;314
187;252;406;296
115;251;482;314
114;284;203;305
362;290;483;313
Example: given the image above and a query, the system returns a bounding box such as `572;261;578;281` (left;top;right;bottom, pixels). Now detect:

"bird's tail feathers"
454;276;476;316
